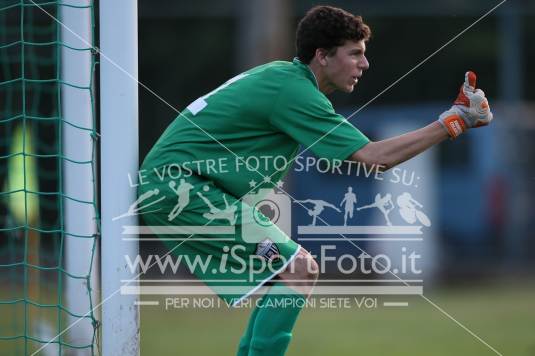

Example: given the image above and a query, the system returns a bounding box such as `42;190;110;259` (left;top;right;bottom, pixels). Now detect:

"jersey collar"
292;57;319;89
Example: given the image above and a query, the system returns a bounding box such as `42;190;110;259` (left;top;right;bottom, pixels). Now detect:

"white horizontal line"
126;279;423;283
298;225;423;235
298;238;423;241
121;279;246;283
121;285;423;295
122;225;236;235
122;238;235;241
277;280;423;283
134;301;160;306
383;302;409;307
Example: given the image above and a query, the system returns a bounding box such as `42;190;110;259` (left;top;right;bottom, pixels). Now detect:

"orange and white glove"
438;71;493;139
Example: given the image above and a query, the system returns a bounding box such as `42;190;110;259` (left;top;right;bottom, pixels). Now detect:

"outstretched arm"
295;199;313;204
350;121;447;170
350;71;492;171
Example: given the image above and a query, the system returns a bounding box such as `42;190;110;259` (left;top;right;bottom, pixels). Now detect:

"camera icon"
241;188;292;243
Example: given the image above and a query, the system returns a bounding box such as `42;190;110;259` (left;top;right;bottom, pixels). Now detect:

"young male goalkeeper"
139;5;493;355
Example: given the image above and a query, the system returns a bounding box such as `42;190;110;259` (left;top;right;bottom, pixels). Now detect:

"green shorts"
138;173;300;305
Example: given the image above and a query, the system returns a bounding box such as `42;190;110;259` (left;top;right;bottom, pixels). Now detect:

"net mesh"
0;1;99;354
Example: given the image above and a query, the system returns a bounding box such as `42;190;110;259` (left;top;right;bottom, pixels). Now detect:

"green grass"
140;282;535;356
1;281;533;355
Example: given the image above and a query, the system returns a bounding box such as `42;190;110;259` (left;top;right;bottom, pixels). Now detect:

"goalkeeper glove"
438;71;493;139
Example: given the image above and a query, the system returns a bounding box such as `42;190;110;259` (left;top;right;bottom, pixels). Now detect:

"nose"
359;55;370;71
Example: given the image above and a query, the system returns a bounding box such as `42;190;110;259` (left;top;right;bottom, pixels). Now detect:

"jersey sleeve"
269;79;369;161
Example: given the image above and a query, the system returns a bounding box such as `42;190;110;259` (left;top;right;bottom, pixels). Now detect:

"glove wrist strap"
440;114;467;139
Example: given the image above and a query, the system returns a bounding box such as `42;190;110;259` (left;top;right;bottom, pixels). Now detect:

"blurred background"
138;0;534;277
136;0;535;355
1;0;534;355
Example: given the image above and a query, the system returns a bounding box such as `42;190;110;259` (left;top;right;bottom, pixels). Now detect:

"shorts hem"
230;246;301;307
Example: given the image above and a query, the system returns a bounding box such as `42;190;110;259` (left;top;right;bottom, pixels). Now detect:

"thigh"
138;174;301;303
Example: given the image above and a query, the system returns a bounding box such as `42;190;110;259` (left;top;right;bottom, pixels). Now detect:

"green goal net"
0;1;99;354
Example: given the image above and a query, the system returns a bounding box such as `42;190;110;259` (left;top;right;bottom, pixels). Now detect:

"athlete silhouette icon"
295;199;341;226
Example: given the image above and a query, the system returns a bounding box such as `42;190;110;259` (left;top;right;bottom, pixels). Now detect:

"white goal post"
61;0;99;354
62;0;140;355
99;0;140;355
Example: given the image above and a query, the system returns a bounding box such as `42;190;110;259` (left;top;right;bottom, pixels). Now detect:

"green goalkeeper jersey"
141;58;369;198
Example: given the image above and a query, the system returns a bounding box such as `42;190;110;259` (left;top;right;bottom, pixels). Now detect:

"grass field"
1;281;533;355
140;282;535;356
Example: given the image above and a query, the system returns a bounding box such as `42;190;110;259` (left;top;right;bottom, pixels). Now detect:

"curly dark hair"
296;6;371;64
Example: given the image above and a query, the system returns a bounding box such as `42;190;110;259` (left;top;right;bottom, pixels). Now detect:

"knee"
292;250;319;282
298;252;319;282
278;248;319;296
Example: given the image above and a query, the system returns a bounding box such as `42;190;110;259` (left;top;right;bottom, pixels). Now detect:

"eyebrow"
349;48;364;55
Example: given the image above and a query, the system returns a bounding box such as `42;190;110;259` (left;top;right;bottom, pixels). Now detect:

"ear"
314;48;329;66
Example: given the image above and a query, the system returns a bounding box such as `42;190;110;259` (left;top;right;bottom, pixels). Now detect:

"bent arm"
349;121;448;170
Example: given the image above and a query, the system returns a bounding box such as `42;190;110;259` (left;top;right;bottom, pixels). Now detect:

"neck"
307;61;335;95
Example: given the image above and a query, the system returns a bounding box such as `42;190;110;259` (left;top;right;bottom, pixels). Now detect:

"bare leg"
277;246;319;297
238;247;317;356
